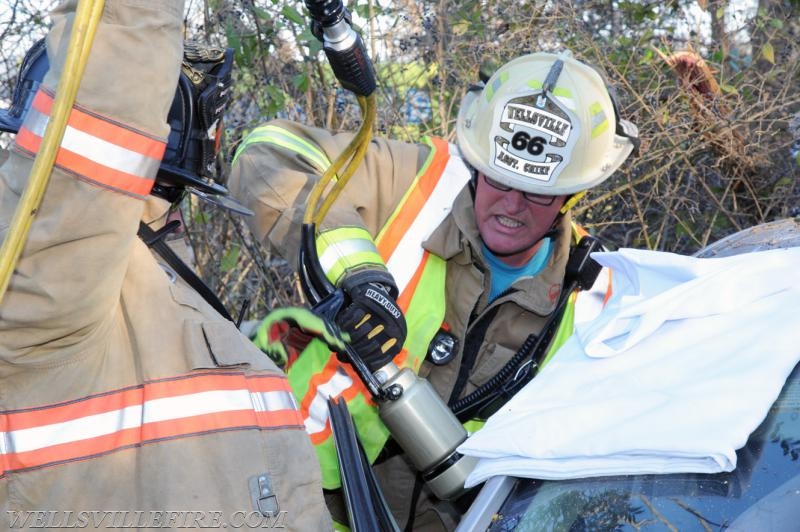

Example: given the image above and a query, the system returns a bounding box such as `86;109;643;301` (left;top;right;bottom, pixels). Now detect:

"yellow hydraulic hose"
0;0;105;305
303;92;377;226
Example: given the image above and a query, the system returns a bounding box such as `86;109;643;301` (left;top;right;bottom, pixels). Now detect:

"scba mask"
153;41;252;215
457;52;639;196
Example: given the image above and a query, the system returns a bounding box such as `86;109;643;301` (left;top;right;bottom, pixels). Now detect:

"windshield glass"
490;363;800;531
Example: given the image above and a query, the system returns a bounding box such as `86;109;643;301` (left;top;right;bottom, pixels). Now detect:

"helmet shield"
489;81;580;186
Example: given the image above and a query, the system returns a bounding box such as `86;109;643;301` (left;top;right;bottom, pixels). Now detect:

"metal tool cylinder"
376;363;476;500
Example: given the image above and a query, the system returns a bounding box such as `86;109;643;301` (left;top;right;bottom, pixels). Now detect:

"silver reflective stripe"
304;371;353;434
318;238;380;275
251;390;299;413
234;125;333;175
24;107;161;178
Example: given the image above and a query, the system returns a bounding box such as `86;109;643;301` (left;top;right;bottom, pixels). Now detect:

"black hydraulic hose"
298;223;335;306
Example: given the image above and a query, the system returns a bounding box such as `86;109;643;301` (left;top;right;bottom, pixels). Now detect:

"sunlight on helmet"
457;51;639;196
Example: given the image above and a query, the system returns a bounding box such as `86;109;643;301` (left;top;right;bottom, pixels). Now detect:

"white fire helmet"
457;51;639;196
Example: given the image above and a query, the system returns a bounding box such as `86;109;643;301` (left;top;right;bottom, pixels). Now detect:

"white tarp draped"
459;247;800;488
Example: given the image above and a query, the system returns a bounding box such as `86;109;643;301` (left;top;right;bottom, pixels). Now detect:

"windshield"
490;363;800;531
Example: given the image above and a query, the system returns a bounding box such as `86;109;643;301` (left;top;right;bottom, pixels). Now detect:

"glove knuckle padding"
336;280;407;371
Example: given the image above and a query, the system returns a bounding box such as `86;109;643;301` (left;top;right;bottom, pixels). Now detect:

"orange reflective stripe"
14;89;165;198
0;371;301;477
309;390;364;446
303;359;371;445
301;357;353;443
396;250;430;311
602;268;613;305
300;358;344;415
31;90;165;159
376;137;450;260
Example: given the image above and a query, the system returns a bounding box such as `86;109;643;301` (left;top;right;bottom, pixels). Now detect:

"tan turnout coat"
0;2;330;530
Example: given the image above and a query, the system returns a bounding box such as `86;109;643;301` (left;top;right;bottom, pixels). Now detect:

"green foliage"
220;245;241;273
137;0;800;318
280;4;305;25
618;1;660;23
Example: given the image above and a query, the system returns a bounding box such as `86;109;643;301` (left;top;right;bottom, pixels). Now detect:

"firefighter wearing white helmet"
229;50;639;530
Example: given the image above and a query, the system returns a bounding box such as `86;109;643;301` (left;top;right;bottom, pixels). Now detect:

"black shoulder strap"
447;306;499;405
138;221;234;322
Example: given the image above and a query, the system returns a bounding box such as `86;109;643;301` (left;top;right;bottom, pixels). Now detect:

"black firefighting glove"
336;270;407;373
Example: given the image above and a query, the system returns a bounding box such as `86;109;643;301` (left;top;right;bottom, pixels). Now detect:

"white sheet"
459;247;800;487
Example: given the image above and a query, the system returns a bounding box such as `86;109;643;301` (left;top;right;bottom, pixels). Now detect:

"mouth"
495;215;524;229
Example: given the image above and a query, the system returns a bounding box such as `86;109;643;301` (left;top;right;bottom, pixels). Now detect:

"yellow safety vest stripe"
316;226;388;286
232;124;335;178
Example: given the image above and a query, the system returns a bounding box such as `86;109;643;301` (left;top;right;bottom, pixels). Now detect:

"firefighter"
229;52;638;529
0;1;331;530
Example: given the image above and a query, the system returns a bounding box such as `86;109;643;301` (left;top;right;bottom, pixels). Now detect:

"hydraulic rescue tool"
300;0;477;506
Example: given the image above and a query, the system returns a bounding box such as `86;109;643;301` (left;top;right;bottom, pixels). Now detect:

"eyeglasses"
482;174;557;206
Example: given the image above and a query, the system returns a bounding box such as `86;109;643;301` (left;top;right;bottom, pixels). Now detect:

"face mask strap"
560;191;586;214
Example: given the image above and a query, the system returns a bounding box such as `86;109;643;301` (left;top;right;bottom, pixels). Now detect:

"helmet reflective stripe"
484;71;509;101
1;372;302;475
457;51;638;196
590;102;610;138
15;90;165;197
233;124;336;179
316;226;386;285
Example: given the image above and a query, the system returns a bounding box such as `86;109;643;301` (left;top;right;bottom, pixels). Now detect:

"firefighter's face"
474;172;566;267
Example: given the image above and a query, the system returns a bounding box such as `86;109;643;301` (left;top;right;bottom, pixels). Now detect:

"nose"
501;189;527;211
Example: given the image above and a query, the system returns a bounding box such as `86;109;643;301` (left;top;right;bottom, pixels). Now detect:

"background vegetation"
1;0;798;323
